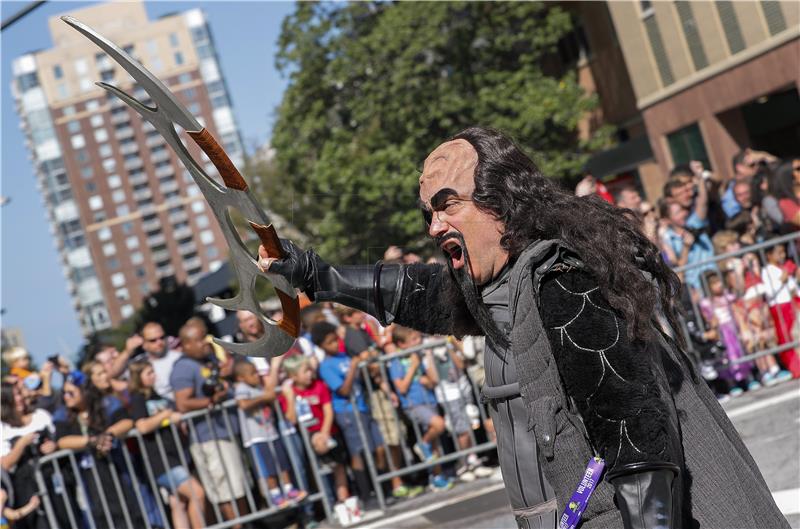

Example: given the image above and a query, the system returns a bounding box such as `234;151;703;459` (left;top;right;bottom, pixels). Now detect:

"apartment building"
607;0;800;193
11;1;245;334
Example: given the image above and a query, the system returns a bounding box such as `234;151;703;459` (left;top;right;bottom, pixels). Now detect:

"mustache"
434;231;464;250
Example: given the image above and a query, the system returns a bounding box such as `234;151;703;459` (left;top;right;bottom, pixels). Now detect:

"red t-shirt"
278;378;337;434
779;198;800;226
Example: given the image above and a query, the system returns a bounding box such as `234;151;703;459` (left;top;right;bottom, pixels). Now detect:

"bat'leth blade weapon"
62;16;299;358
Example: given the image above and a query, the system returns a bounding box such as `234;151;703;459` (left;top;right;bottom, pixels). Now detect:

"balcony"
168;210;187;224
183;256;202;271
150;150;170;164
115;127;134;140
173;226;192;240
124;158;143;171
178;241;197;255
128;173;148;187
156;264;175;278
111;112;130;125
132;188;152;201
120;143;138;155
152;249;170;263
146;135;165;148
160;180;179;194
142;218;161;232
147;233;166;247
154;165;175;179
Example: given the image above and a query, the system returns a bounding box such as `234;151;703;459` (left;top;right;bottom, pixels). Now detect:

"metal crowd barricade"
351;338;497;511
674;232;800;367
33;398;331;529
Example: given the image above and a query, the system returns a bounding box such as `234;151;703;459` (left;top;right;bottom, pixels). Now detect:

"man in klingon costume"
260;127;789;529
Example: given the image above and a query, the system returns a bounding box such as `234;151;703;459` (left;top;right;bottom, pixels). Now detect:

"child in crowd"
759;244;800;378
428;337;493;482
129;361;207;529
280;355;359;522
699;271;762;396
233;359;306;508
313;322;388;506
389;326;452;491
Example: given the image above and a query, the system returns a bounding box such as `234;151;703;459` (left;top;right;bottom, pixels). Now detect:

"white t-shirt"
759;264;798;306
1;409;55;468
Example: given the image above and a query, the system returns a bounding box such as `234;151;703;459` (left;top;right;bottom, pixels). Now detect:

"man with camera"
170;319;247;525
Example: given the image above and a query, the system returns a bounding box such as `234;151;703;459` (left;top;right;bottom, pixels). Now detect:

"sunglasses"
145;335;165;343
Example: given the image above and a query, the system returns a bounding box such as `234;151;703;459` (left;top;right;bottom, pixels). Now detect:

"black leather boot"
608;462;679;529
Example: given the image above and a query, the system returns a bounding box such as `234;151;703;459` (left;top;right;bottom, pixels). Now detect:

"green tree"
270;1;611;262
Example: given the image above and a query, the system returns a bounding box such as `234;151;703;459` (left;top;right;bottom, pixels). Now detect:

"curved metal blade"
61;15;201;133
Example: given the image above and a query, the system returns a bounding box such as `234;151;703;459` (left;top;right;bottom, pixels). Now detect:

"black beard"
440;232;509;349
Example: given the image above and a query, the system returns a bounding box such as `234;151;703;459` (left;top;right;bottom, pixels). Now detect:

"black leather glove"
608;462;679;529
260;240;405;325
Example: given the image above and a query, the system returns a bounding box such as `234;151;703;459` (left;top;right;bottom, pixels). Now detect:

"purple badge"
558;456;605;529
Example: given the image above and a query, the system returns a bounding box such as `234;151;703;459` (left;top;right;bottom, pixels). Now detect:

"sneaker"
774;370;793;383
413;442;436;463
761;372;776;387
457;468;476;482
270;492;288;508
747;380;762;391
471;465;495;478
285;486;308;502
429;474;453;492
392;484;424;499
729;387;744;397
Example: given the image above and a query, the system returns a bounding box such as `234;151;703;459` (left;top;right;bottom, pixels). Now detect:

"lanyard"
558;457;606;529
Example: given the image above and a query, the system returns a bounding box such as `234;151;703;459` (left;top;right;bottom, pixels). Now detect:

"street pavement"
355;379;800;529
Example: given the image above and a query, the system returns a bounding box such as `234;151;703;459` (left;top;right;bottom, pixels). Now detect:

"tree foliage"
269;1;611;262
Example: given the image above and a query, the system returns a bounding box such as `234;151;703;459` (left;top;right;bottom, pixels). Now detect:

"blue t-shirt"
319;353;367;414
169;355;237;443
389;355;437;409
663;215;716;291
721;182;742;219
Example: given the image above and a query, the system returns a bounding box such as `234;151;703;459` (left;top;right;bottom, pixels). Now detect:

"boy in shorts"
233;359;307;508
389;326;452;491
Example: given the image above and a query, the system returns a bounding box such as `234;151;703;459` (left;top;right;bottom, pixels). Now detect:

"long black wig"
451;126;684;346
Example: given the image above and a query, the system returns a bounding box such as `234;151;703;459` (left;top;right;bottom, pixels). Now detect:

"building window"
146;39;158;54
675;2;708;71
75;149;89;163
174;52;184;66
196;215;209;228
715;2;745;55
101;70;115;83
85;182;96;192
79;78;93;92
761;1;787;35
98;227;112;241
102;159;116;172
89;195;104;210
135;267;146;278
17;72;39;91
94;129;109;143
67;121;81;133
112;190;126;203
178;73;192;84
98;144;112;158
667;123;711;169
71;134;85;149
53;65;63;79
108;175;121;188
207;246;219;259
169;33;179;47
117;205;130;216
111;273;125;287
102;242;116;256
74;58;88;75
191;201;204;213
131;251;144;264
81;166;94;179
107;259;120;270
644;15;675;87
122;222;134;234
90;114;104;128
200;230;214;245
126;236;139;249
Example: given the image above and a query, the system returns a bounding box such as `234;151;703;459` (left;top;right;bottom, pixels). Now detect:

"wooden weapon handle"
249;221;301;338
187;128;248;191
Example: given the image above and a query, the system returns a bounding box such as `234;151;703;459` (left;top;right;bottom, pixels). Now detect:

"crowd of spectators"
578;149;800;399
1;298;494;528
1;147;797;529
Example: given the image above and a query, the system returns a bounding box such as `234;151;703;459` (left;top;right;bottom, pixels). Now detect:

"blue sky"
1;1;295;364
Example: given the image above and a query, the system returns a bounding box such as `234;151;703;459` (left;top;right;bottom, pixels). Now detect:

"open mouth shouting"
439;234;466;270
